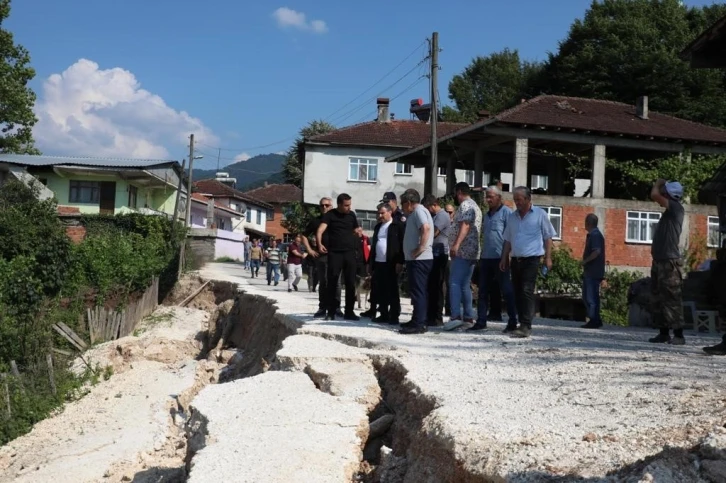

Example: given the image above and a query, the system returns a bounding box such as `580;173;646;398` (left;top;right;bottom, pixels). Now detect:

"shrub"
537;245;582;295
601;269;642;326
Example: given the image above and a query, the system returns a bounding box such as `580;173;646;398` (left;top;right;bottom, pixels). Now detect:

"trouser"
427;254;448;324
650;259;684;330
489;276;502;318
244;256;250;269
444;260;451;315
477;258;517;325
266;262;280;284
511;256;539;329
306;261;318;291
372;262;401;320
315;255;341;311
449;257;477;320
327;251;357;314
287;263;303;290
250;259;261;276
407;259;433;328
582;276;603;324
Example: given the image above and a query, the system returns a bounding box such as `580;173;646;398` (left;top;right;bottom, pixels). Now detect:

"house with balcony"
187;192;246;264
243;183;302;242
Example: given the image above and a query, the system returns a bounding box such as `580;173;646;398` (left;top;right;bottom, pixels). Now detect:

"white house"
302;99;485;232
194;179;274;240
189;192;247;261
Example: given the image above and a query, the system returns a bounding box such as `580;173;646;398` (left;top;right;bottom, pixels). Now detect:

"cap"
665;181;684;201
380;192;396;202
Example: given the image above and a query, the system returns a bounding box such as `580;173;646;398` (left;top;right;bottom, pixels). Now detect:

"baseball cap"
665;181;684;201
380;192;397;202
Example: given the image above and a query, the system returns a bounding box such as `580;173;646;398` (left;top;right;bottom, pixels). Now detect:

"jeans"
427;254;449;324
250;259;261;277
582;277;603;324
266;263;280;284
287;263;303;290
477;258;517;326
449;257;477;320
244;256;250;270
511;256;539;328
407;259;433;328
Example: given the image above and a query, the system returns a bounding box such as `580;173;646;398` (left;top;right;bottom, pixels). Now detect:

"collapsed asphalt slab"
198;262;726;482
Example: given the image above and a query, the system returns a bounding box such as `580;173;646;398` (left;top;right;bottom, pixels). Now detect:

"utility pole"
184;134;195;227
216;148;221;172
425;32;439;197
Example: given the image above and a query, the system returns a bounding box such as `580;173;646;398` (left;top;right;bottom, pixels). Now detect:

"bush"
537;245;582;295
601;269;641;326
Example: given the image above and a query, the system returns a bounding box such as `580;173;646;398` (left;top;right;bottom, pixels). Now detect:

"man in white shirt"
369;203;405;324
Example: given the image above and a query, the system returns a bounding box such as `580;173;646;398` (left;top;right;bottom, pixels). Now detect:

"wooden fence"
1;355;57;420
86;277;159;344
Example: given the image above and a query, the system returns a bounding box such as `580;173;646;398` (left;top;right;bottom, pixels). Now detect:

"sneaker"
344;312;360;321
466;323;488;332
460;321;475;331
510;327;531;338
648;333;671;344
581;321;603;329
275;281;279;286
399;325;427;335
669;336;686;346
443;318;463;331
703;343;726;356
293;285;299;292
503;324;518;334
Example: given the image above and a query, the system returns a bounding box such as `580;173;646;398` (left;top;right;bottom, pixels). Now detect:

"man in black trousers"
369;203;405;324
317;193;360;321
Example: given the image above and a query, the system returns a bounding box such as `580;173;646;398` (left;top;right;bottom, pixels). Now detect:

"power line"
347;75;428;126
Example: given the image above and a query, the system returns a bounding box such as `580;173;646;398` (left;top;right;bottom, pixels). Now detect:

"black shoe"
360;309;376;318
400;325;427;335
275;281;279;286
324;312;336;321
372;316;389;323
268;281;271;286
488;314;503;322
648;333;671;344
510;327;531;338
314;309;326;318
388;318;400;325
344;312;360;321
581;321;603;329
293;285;298;292
466;323;488;332
427;319;444;327
503;324;518;334
335;309;344;318
704;343;726;356
288;289;292;293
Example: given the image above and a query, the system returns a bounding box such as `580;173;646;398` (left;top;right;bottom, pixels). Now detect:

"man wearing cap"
648;179;686;345
381;192;407;225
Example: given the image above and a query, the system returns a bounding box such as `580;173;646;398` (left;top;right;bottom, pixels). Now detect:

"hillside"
193;153;285;191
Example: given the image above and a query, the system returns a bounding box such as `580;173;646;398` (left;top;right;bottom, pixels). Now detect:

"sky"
5;0;719;170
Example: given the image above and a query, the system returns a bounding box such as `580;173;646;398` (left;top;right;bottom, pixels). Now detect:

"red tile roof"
191;192;243;216
495;95;726;144
243;184;302;204
194;179;273;209
307;119;467;148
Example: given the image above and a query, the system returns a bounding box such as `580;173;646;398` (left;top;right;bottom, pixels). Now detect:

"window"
395;163;412;175
626;211;661;243
531;175;549;190
708;216;721;248
267;209;275;221
542;206;562;240
256;210;262;225
246;209;252;222
348;157;378;182
438;166;447;176
355;210;379;231
464;170;475;186
128;185;138;209
69;180;100;203
283;233;294;243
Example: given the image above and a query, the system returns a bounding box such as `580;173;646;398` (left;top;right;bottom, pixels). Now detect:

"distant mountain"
193;153;285;192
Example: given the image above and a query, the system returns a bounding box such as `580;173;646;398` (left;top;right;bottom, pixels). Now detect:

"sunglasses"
320;204;332;208
446;210;454;214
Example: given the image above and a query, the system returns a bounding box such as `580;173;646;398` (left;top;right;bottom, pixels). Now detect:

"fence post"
46;354;57;396
9;361;24;394
1;373;10;419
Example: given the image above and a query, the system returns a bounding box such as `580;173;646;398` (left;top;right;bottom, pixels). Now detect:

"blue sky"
6;0;718;169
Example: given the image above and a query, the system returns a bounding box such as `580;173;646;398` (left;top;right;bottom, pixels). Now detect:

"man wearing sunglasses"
303;197;343;318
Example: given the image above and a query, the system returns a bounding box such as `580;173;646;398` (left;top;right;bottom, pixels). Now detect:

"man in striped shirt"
264;239;282;286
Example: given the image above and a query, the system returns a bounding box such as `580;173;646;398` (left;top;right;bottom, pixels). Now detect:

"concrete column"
513;138;529;188
206;199;215;228
591;144;606;199
446;157;456;195
474;147;485;188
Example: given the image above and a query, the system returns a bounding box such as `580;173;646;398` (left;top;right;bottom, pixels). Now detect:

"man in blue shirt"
500;186;557;338
581;214;606;329
470;186;518;332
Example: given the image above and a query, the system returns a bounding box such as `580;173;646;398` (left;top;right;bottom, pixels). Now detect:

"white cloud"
33;59;219;159
272;7;328;34
233;153;251;162
275;151;285;155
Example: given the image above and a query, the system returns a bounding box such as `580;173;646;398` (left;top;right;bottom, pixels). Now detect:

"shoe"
399;325;427;335
335;309;345;318
581;321;603;329
510;327;531;338
648;333;671;344
275;281;279;286
324;312;336;321
372;316;389;323
488;314;503;322
703;343;726;356
293;285;298;292
360;309;376;318
314;309;326;318
443;318;463;331
344;312;360;321
388;318;400;325
503;324;518;334
288;289;292;293
669;336;685;346
466;323;488;332
268;281;271;286
427;319;444;327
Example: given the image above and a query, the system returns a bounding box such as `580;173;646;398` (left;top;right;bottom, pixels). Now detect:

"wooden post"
46;354;56;396
9;361;24;394
1;373;10;419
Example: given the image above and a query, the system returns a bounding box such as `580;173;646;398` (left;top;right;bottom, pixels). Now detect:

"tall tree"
282;120;335;187
444;49;542;122
538;0;726;127
0;0;39;154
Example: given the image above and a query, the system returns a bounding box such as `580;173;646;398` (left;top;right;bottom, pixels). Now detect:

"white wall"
211;195;267;234
303;145;476;213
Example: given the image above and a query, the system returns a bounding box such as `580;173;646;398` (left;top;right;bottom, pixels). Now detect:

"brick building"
388;94;726;270
243;183;302;242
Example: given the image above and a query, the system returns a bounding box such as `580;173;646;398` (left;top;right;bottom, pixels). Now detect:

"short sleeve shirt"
403;205;434;261
432;209;451;256
449;198;482;260
583;228;606;279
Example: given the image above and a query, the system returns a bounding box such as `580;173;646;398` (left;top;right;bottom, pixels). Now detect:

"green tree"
280;201;318;237
282;120;335;187
444;48;543;122
537;0;726;126
0;0;40;154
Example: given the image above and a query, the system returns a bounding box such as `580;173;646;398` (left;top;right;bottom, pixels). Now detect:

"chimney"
377;98;390;122
636;96;648;120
